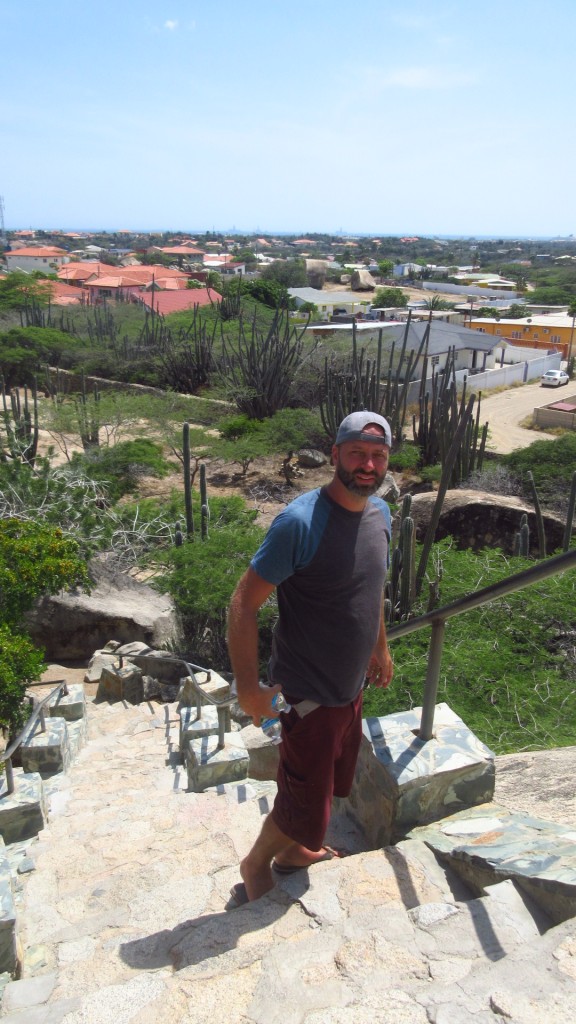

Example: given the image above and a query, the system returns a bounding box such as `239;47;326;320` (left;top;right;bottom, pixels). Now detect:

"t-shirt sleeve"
251;509;315;586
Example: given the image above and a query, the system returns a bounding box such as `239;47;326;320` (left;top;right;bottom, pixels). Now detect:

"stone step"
408;802;576;924
7;697;576;1024
184;731;250;791
0;771;47;845
46;684;86;723
0;841;17;977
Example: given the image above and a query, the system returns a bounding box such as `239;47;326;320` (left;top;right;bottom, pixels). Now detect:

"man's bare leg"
240;813;295;900
240;814;336;900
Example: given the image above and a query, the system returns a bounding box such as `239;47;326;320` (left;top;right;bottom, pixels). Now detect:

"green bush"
0;625;46;732
0;519;89;733
71;439;174;502
502;434;576;504
157;497;270;667
388;442;420;472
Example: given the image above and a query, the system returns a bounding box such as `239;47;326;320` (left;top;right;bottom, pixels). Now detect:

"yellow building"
469;314;575;360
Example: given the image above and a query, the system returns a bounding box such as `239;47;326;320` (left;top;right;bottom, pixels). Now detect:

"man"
227;411;394;904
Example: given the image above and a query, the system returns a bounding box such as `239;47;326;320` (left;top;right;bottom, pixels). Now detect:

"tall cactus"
182;421;194;539
74;374;100;450
526;471;546;559
385;493;416;623
0;378;39;467
562;471;576;553
514;513;530;557
200;463;209;541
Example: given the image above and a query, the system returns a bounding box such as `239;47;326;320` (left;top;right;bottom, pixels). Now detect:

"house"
469;314;575;360
80;265;189;303
289;287;373;318
136;287;220;316
5;246;70;272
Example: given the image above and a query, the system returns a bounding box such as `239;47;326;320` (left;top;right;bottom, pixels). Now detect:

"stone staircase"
0;695;575;1023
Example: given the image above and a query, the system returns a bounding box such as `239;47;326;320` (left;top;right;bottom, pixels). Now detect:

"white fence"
402;352;561;404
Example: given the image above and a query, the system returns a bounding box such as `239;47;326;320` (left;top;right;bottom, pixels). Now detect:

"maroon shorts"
271;691;363;851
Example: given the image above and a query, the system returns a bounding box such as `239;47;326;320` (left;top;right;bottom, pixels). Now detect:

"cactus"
182;422;194;539
563;471;576;552
526;471;546;559
200;463;209;541
174;521;183;547
514;513;530;557
385;493;416;623
0;377;39;466
74;374;100;450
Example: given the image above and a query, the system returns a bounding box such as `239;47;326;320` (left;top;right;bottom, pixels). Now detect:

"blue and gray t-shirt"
251;487;391;706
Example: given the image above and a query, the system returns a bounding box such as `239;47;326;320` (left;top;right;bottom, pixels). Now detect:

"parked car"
541;369;570;387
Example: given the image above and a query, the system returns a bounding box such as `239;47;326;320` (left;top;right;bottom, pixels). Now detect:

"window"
511;331;521;339
495;329;501;335
551;334;561;342
476;327;485;333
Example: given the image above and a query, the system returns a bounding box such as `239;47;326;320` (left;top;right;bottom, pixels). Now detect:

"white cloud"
164;20;178;31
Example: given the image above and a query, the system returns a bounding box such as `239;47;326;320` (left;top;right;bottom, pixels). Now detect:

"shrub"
70;439;174;502
157;497;270;667
0;625;46;732
388;442;420;472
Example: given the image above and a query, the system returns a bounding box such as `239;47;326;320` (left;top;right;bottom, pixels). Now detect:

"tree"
0;326;77;389
377;259;394;279
0;271;54;316
372;287;408;308
261;259;307;289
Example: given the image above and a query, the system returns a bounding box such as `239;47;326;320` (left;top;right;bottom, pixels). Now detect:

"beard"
336;462;386;497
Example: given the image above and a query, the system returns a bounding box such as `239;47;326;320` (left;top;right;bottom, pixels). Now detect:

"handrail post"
5;759;14;796
419;617;446;741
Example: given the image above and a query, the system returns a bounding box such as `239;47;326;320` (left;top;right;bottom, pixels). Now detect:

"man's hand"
240;682;283;727
365;646;394;689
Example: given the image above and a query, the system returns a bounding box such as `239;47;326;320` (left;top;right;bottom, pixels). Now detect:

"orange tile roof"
58;262;109;281
138;288;220;315
47;281;84;305
161;245;204;256
7;246;68;257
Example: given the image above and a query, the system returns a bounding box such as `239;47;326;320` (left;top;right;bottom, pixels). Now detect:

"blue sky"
2;0;575;237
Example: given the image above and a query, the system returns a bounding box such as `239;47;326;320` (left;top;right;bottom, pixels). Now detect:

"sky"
2;0;575;237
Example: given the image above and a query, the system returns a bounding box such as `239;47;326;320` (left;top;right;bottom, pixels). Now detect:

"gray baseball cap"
335;411;392;447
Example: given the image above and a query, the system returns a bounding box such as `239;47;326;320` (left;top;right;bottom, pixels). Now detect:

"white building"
5;246;70;272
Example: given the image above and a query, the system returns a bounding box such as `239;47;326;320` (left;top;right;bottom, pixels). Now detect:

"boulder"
305;260;328;290
376;471;401;504
26;557;178;660
409;489;566;555
351;269;376;291
297;448;327;468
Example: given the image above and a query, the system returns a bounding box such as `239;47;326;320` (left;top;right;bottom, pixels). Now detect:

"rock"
305;259;328;289
377;471;401;504
159;681;180;703
351;269;376;290
96;664;143;705
84;652;118;684
26;557;178;659
297;448;327;468
142;675;162;701
409;489;565;555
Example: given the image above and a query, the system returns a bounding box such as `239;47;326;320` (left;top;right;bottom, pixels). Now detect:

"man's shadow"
120;873;311;973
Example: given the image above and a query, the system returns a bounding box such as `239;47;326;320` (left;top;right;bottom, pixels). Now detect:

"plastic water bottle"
261;693;291;744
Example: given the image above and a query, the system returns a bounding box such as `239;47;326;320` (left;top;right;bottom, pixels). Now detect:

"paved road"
477;379;566;454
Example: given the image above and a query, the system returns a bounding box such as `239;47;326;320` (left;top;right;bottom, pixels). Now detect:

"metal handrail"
386;547;576;740
118;654;236;749
0;682;68;796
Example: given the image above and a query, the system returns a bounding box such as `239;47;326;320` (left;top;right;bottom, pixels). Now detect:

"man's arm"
365;592;394;689
227;567;280;724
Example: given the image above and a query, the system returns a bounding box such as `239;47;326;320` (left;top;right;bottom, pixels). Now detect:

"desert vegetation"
0;273;574;753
